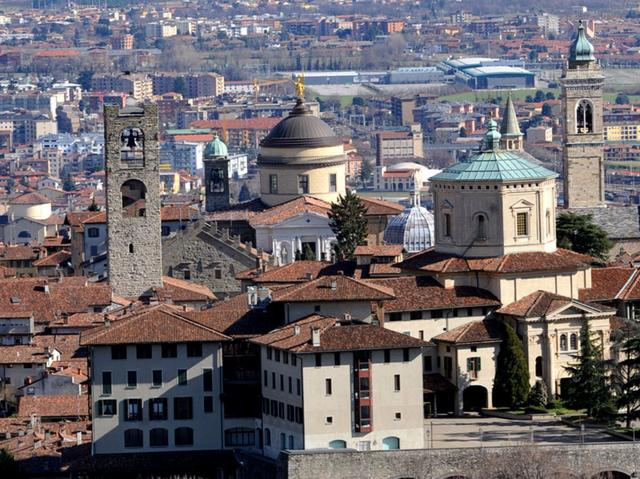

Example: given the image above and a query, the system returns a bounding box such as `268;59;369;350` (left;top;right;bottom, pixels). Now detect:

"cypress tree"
564;320;612;418
493;323;530;408
328;190;367;261
611;319;640;428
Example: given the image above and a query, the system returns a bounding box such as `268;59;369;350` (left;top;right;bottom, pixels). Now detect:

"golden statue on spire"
294;72;305;99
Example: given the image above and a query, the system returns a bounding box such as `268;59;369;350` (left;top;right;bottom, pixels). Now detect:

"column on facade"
544;325;557;397
315;237;322;261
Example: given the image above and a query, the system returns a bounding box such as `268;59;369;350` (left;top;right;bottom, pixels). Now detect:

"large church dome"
383;193;435;253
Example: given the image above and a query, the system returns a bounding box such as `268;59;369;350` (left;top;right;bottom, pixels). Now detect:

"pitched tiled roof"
271;275;394;303
236;260;355;284
10;192;50;205
160;204;199;221
433;320;504;344
249;195;331;226
0;245;41;261
497;290;614;318
0;277;111;325
154;276;217;302
18;395;89;418
369;276;499;312
354;244;404;256
80;304;231;346
580;267;639;302
251;314;427;353
359;196;404;216
396;247;593;274
0;346;48;365
33;250;71;267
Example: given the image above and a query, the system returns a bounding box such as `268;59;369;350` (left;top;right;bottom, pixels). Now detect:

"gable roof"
235;260;355;284
369;276;499;312
497;290;614;318
433;320;504;345
354;244;404;257
580;267;640;302
10;192;50;205
396;247;593;274
153;276;217;302
359;196;404;216
80;304;231;346
18;395;88;418
251;314;427;353
33;250;71;267
271;274;394;303
249;195;331;226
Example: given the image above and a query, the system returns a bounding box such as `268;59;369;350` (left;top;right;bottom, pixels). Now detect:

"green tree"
63;176;75;192
556;212;612;262
545;91;556;100
534;90;546;102
493;323;530;408
328;190;367;261
541;103;553;116
611;319;640;428
77;70;94;91
564;320;613;419
0;449;20;478
616;92;630;105
528;380;549;408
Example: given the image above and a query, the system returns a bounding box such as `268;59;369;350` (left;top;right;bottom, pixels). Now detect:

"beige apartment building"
252;315;426;458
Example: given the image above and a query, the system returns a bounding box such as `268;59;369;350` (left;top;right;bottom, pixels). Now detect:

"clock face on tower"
209;167;225;193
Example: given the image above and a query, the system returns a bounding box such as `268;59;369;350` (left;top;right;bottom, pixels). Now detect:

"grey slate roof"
562;206;640;240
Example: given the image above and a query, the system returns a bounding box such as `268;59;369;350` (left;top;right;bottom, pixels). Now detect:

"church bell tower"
104;98;163;298
561;21;605;208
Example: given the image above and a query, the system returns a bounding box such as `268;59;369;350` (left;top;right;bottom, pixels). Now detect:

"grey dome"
260;99;342;148
383;194;435;253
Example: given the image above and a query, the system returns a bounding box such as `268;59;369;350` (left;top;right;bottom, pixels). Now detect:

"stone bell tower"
561;20;605;208
203;135;231;212
104;98;163;298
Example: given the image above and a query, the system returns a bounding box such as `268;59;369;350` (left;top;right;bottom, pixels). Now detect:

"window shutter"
97;400;103;416
467;358;473;371
477;357;481;371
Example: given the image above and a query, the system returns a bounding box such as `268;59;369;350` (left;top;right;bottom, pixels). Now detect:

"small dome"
260;99;342;149
569;21;596;63
383;194;435;253
204;135;228;159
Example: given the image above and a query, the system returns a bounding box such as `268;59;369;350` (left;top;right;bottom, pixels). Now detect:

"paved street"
425;416;620;449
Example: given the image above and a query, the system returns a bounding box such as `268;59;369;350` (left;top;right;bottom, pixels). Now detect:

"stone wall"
279;443;640;479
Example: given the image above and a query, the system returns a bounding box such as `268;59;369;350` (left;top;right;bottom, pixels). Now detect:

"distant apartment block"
375;124;423;166
91;73;153;100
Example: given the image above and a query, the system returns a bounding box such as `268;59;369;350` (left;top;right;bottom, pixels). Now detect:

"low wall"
279;443;640;479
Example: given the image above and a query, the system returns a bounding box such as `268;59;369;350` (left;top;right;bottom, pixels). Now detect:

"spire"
569;20;596;65
500;93;522;137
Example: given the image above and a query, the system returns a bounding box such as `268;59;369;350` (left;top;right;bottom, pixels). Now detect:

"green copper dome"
431;122;557;183
569;21;596;63
204;135;228;159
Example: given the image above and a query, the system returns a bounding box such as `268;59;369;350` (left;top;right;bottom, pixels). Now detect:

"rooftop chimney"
343;313;351;322
104;317;111;328
76;431;82;446
330;280;337;291
311;327;321;347
294;325;301;336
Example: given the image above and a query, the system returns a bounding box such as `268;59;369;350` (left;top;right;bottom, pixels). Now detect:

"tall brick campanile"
561;21;605;208
104;99;163;297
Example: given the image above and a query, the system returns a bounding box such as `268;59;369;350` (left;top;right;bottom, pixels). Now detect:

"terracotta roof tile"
369;276;499;312
580;267;639;302
433;320;504;344
236;260;355;283
497;290;614;318
0;345;48;365
249;195;331;226
154;276;217;302
10;192;50;205
359;196;404;216
271;275;395;303
354;244;404;257
80;304;231;346
0;245;41;261
18;395;88;418
251;314;427;353
160;204;199;222
33;250;71;267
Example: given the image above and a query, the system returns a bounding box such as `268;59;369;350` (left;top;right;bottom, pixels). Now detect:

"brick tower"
561;20;605;208
104;99;163;297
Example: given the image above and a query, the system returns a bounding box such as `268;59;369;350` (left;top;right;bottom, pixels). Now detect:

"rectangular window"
149;398;168;420
102;371;112;395
296;378;301;396
263;370;268;387
124;429;143;448
187;343;202;357
267;347;272;360
111;345;127;360
204;396;214;413
444;357;453;379
424;355;432;372
278;402;285;419
292;354;297;366
325;378;332;396
443;213;451;237
410;311;422;320
287;404;294;422
315;353;321;367
297;174;309;194
388;312;402;322
295;407;303;424
403;348;410;362
288;376;292;393
270;399;277;416
271;372;276;389
125;399;142;421
283;351;289;364
275;350;280;362
161;344;177;358
269;174;278;194
178;369;187;386
384;349;391;363
136;344;152;359
431;310;443;319
467;357;481;379
394;374;401;392
329;173;337;192
203;369;213;391
516;212;528;236
174;397;193;420
97;399;117;416
152;370;162;387
149;428;168;447
334;352;340;366
127;371;137;389
280;374;284;391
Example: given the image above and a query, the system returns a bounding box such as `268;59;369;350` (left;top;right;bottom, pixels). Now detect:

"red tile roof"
369;276;499;312
433;320;504;345
497;290;614;318
0;245;41;261
251;314;426;352
18;395;88;418
359;196;404;216
354;244;404;257
0;345;48;365
235;260;355;284
579;267;638;302
80;304;231;346
154;276;217;302
10;192;50;205
33;250;71;267
397;247;593;274
271;274;394;303
249;195;331;226
160;204;199;222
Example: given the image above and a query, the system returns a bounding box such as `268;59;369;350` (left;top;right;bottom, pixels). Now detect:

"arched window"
149;428;168;447
121;179;147;217
560;334;568;352
120;127;145;166
329;439;346;449
476;214;487;240
124;428;143;448
382;436;400;450
175;427;194;446
576;100;593;133
570;333;578;351
535;356;543;377
17;231;31;239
